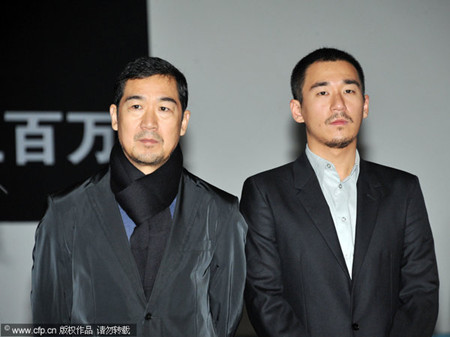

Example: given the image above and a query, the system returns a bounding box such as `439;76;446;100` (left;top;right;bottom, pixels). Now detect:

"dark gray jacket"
32;168;247;337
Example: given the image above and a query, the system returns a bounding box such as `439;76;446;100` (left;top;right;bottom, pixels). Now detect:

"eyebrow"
159;97;177;105
309;79;361;91
124;95;144;102
309;81;329;90
343;79;361;87
123;95;178;104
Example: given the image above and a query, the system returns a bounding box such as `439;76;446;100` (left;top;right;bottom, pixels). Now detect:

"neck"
308;142;357;180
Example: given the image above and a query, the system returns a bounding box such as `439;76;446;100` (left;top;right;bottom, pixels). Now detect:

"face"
110;75;190;175
290;60;369;153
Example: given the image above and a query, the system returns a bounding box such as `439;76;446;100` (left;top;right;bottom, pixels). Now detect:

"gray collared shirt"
305;145;360;277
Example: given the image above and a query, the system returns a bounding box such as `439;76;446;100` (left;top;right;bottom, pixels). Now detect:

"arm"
208;198;247;337
240;178;308;337
31;197;72;324
389;177;439;337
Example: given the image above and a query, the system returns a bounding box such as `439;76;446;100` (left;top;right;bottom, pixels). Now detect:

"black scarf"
110;143;183;299
110;143;183;225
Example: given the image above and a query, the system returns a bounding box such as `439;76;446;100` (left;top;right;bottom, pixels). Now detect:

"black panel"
1;0;149;220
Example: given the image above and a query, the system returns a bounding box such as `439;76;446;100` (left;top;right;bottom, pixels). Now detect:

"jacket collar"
352;159;386;282
87;169;147;304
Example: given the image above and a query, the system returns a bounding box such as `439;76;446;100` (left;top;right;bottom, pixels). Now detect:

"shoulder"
41;168;110;226
37;168;110;238
244;161;295;187
182;169;238;207
48;167;109;207
360;159;423;199
241;161;297;199
361;159;419;185
181;169;246;235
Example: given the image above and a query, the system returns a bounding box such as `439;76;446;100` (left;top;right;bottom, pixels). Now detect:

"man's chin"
132;153;165;167
325;137;355;149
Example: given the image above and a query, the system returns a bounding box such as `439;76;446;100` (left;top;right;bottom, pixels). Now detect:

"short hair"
113;56;188;112
290;47;365;103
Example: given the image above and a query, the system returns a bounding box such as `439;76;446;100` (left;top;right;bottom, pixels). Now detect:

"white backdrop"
148;0;449;333
1;0;448;334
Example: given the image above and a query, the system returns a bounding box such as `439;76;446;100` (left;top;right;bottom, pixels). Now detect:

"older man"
32;56;247;337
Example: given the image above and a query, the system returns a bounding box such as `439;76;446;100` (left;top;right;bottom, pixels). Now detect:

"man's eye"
160;106;170;112
131;104;141;109
318;91;327;96
345;89;355;94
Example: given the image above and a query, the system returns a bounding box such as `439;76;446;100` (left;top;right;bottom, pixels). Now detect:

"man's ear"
363;94;369;119
180;110;191;136
290;99;304;124
110;104;118;131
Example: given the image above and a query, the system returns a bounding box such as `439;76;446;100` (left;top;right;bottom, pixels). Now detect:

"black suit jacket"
32;168;247;337
240;153;438;337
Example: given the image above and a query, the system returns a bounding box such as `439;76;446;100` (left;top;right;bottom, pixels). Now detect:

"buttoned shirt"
305;145;360;277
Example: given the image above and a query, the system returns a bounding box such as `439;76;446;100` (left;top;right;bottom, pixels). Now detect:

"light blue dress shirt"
305;145;360;277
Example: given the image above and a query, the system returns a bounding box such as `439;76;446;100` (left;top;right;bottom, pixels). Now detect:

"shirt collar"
305;144;360;184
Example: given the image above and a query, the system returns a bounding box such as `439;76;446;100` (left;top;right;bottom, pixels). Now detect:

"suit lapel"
351;160;384;281
87;170;146;303
147;170;207;307
293;154;350;279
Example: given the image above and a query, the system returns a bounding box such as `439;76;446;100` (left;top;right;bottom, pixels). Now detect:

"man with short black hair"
241;47;439;337
32;56;247;337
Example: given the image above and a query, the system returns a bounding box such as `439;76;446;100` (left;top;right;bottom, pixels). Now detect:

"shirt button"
341;217;347;222
326;164;331;169
338;184;342;189
352;323;360;330
145;313;152;320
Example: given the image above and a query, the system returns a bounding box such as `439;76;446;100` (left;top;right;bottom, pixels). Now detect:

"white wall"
148;0;450;332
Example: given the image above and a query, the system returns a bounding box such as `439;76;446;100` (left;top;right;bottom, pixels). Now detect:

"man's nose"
140;110;157;129
331;93;345;111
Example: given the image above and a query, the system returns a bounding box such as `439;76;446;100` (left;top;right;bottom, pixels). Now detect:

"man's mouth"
138;138;159;145
330;119;349;126
135;131;162;144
